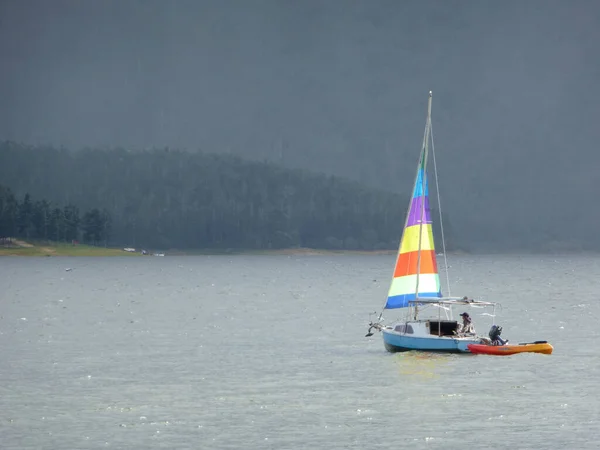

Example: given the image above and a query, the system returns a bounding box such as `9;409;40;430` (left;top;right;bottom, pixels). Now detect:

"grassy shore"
0;240;141;257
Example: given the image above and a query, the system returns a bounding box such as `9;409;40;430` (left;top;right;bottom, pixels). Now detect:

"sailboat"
366;91;499;353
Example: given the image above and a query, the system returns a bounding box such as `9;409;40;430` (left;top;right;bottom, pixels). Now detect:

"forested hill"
0;141;455;251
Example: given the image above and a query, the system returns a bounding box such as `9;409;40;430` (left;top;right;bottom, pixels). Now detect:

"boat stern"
456;338;482;353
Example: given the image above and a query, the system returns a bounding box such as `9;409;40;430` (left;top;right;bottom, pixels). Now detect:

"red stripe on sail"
393;250;438;278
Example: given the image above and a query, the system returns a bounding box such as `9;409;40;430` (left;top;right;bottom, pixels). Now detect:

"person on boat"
458;312;476;335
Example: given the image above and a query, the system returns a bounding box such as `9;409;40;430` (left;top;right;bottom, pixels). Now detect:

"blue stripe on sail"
385;291;442;309
413;169;429;198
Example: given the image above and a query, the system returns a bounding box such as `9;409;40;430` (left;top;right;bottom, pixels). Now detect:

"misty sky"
1;0;599;246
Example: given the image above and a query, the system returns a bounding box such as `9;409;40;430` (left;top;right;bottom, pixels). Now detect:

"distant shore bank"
1;239;595;257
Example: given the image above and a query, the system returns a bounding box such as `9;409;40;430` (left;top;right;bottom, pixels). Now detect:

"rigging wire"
429;121;452;301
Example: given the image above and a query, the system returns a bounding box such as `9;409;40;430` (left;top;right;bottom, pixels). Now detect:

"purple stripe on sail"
406;195;432;227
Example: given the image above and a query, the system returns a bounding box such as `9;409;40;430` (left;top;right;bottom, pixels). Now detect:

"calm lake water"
1;254;599;449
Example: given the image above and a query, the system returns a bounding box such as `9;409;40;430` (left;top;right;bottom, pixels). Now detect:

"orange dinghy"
468;341;553;356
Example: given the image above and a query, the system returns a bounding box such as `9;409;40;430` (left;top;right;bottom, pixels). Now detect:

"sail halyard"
384;91;442;311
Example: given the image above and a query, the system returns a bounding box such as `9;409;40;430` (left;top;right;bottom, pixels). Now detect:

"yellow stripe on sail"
399;224;435;255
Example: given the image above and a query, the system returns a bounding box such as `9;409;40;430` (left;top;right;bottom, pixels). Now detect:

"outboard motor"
489;325;502;341
488;325;507;345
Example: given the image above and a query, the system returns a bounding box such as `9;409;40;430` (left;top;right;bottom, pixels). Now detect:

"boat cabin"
393;320;459;337
427;320;459;336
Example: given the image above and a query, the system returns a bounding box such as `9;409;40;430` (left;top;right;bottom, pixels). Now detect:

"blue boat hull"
382;329;478;353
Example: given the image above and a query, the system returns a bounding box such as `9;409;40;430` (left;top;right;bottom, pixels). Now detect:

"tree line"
0;185;112;246
0;141;455;250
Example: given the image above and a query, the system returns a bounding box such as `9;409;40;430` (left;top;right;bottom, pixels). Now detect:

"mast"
414;91;433;304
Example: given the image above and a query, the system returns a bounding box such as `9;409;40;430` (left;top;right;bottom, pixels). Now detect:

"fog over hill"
1;0;599;250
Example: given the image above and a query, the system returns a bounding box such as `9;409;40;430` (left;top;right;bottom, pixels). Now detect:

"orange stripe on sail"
393;250;438;278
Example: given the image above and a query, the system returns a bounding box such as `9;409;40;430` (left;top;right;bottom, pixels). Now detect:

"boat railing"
409;297;500;307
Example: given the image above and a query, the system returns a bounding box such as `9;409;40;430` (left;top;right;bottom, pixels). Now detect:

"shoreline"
166;247;398;256
0;240;399;257
1;240;599;257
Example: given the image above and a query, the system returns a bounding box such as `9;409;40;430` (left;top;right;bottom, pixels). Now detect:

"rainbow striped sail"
385;149;442;309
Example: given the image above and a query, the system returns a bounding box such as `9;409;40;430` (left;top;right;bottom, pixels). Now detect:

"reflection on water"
394;351;452;378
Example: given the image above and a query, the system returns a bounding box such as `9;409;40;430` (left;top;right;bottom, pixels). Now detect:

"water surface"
0;254;598;449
